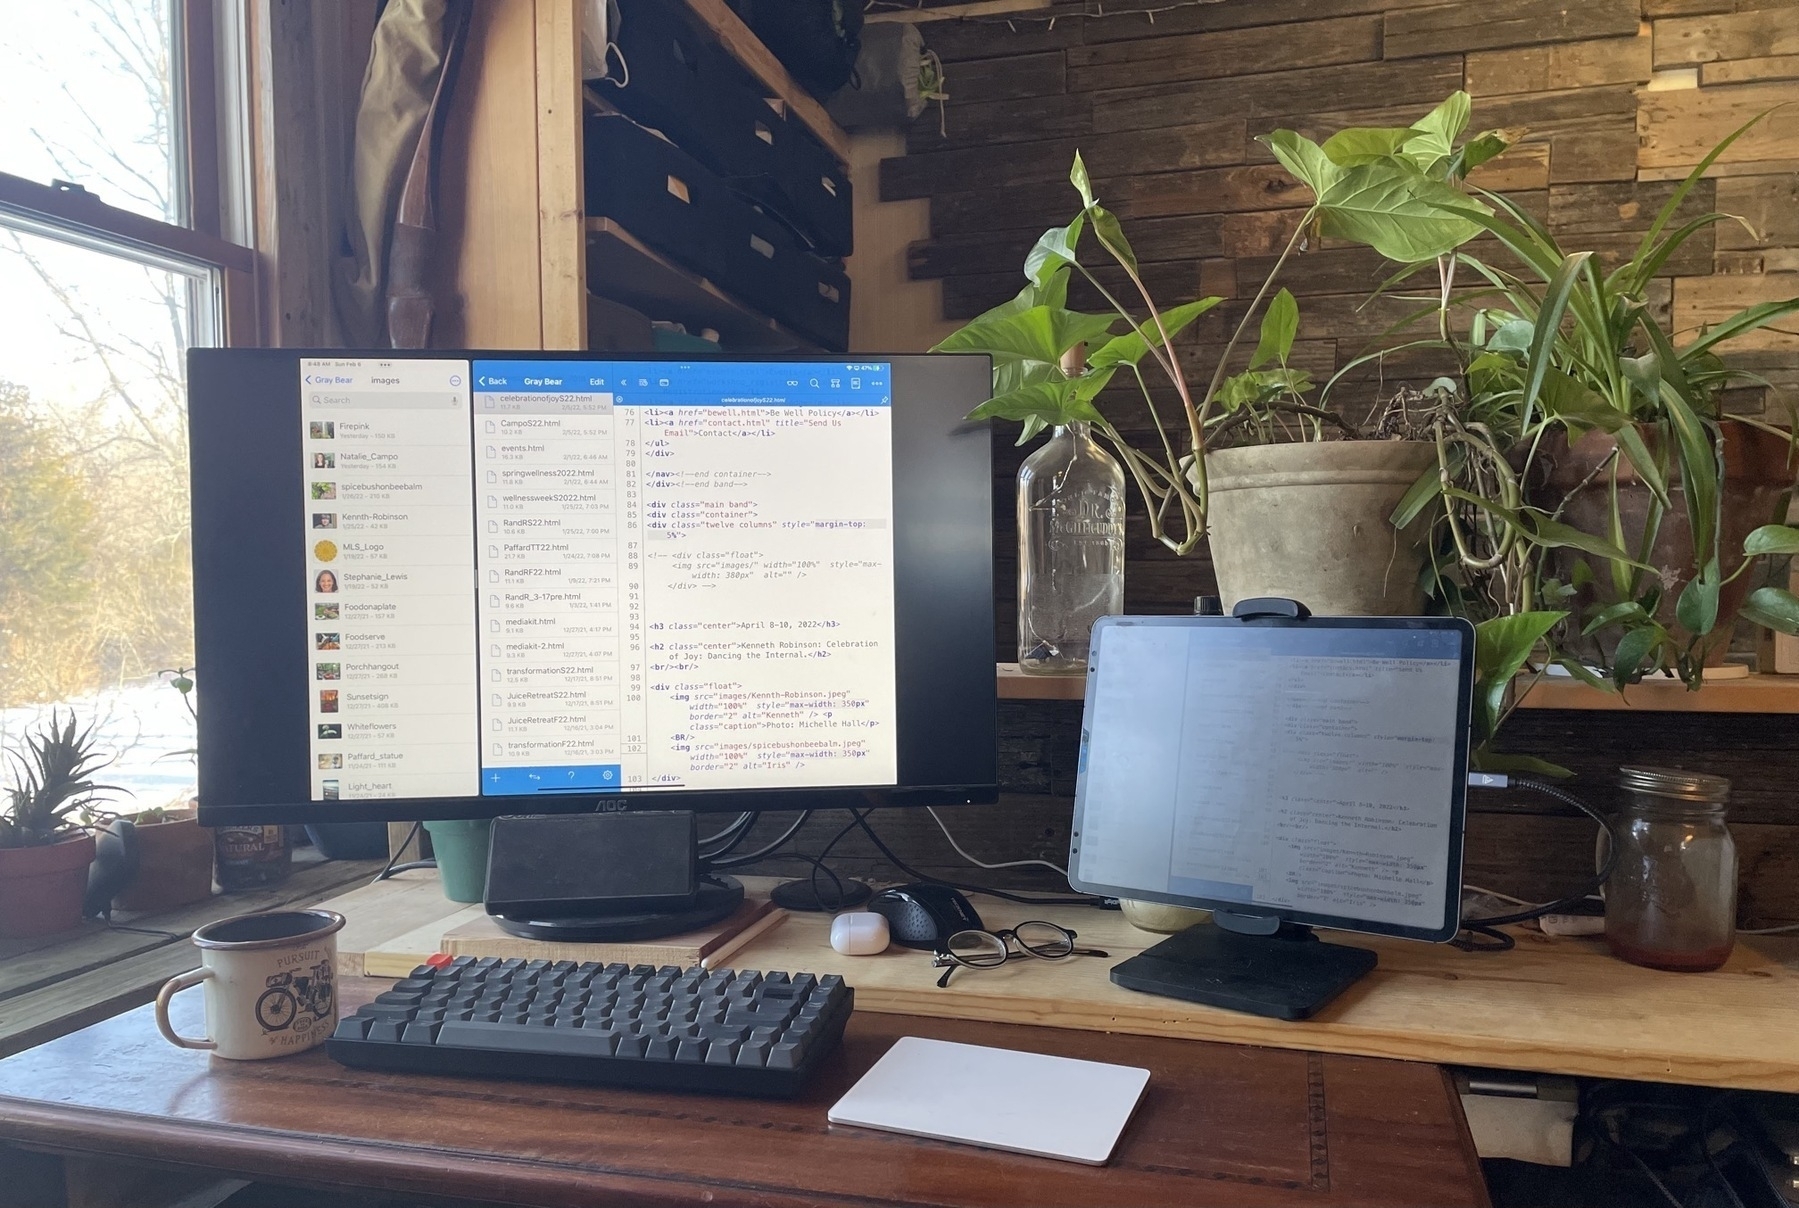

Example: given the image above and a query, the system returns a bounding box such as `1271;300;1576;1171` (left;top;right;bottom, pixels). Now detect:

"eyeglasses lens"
1014;921;1075;958
945;929;1009;967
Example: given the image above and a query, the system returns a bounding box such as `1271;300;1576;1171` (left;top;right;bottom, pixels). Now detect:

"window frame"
0;0;257;345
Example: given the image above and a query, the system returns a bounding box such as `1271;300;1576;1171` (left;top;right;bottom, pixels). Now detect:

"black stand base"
769;877;871;912
492;875;745;943
1110;919;1377;1020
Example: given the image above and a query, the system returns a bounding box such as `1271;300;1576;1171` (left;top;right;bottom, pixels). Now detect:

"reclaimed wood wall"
735;0;1799;929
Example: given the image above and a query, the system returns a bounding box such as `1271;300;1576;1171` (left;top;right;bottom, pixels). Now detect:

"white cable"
926;806;1069;877
1741;922;1799;934
1461;883;1536;907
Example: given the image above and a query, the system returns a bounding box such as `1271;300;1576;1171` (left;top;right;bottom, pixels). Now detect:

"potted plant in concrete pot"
0;711;121;937
1396;114;1799;711
935;93;1513;624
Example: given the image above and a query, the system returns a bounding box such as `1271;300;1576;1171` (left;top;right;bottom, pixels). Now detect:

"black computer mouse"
868;883;984;950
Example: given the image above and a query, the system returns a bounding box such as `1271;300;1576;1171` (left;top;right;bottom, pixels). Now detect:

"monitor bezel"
190;349;998;825
1065;613;1475;945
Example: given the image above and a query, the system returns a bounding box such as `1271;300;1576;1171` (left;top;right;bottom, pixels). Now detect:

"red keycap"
426;952;453;968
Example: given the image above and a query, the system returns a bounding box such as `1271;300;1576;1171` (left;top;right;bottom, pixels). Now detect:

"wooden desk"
0;979;1486;1208
332;873;1799;1093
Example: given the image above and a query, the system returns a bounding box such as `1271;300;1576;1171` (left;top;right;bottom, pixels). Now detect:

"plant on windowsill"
1375;115;1799;771
935;94;1517;670
0;710;123;936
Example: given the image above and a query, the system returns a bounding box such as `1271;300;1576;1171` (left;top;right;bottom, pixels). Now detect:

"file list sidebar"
471;360;899;799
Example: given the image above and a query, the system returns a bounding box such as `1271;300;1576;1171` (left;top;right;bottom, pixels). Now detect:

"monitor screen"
189;352;996;824
1067;615;1474;943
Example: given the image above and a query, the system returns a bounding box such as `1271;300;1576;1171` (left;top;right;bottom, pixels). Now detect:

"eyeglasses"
930;921;1108;987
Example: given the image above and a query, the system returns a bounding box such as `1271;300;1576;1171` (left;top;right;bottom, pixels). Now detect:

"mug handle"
155;967;217;1051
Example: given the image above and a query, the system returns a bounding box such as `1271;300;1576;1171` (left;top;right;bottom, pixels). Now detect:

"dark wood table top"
0;980;1487;1208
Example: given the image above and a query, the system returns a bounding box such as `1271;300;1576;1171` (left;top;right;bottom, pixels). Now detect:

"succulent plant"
1;710;123;848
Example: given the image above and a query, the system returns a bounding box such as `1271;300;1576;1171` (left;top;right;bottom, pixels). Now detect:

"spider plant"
1391;111;1799;703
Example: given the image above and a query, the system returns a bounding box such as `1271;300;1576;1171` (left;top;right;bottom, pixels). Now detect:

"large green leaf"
1611;623;1666;687
1403;90;1471;171
932;304;1117;365
1261;129;1341;199
1089;204;1138;273
1740;586;1799;635
1087;297;1222;370
1675;574;1720;636
1248;287;1299;370
1445;127;1518;181
1320;126;1419;167
1069;150;1096;209
1745;524;1799;556
1472;611;1565;740
1316;161;1489;262
1024;216;1084;286
1216;368;1313;410
967;379;1103;428
1631;108;1775;272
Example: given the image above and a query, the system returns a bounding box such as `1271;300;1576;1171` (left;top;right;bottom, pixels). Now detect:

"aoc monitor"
187;351;997;825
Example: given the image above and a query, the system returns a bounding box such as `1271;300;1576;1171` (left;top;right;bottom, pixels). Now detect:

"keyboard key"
401;1021;441;1045
367;1020;405;1044
675;1039;708;1062
737;1040;770;1067
706;1041;739;1064
359;1003;420;1021
768;1043;803;1070
437;1019;619;1057
332;1017;370;1041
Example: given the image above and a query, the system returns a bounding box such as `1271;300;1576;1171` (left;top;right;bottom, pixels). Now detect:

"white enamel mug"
155;909;346;1059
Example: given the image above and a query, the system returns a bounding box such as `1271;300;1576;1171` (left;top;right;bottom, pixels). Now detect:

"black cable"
850;807;1105;907
371;821;432;884
1461;776;1618;928
698;811;757;860
1701;1094;1749;1208
705;810;813;869
106;921;183;940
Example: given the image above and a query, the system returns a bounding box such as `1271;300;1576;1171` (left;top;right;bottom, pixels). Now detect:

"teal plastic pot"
423;819;493;903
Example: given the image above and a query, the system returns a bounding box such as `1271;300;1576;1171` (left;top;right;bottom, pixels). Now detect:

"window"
0;1;252;808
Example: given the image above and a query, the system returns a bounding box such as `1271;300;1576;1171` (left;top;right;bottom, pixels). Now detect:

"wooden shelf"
585;218;823;352
1513;672;1799;713
997;662;1799;712
678;0;852;166
325;872;1799;1092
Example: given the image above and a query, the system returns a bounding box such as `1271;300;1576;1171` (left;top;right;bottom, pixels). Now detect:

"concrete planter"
1204;440;1440;615
0;832;97;938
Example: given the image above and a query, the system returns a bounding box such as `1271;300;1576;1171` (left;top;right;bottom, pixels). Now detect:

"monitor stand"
492;874;745;943
1109;909;1378;1021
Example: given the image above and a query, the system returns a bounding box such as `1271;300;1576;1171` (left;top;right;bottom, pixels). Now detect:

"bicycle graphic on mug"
255;960;335;1032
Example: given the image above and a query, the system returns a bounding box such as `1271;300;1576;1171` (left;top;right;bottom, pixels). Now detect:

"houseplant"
1392;113;1799;705
935;93;1513;619
100;668;218;912
0;710;121;937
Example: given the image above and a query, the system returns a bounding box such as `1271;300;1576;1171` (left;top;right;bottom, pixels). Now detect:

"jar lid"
1617;765;1731;802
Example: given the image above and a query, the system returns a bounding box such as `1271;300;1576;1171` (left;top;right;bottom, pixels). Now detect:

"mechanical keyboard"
328;955;854;1097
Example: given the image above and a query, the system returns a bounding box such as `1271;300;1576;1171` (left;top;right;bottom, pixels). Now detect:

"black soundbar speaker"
482;812;746;942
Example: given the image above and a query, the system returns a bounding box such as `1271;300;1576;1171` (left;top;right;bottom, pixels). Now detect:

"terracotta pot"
113;812;215;913
1529;421;1796;661
0;832;97;938
1203;440;1439;615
